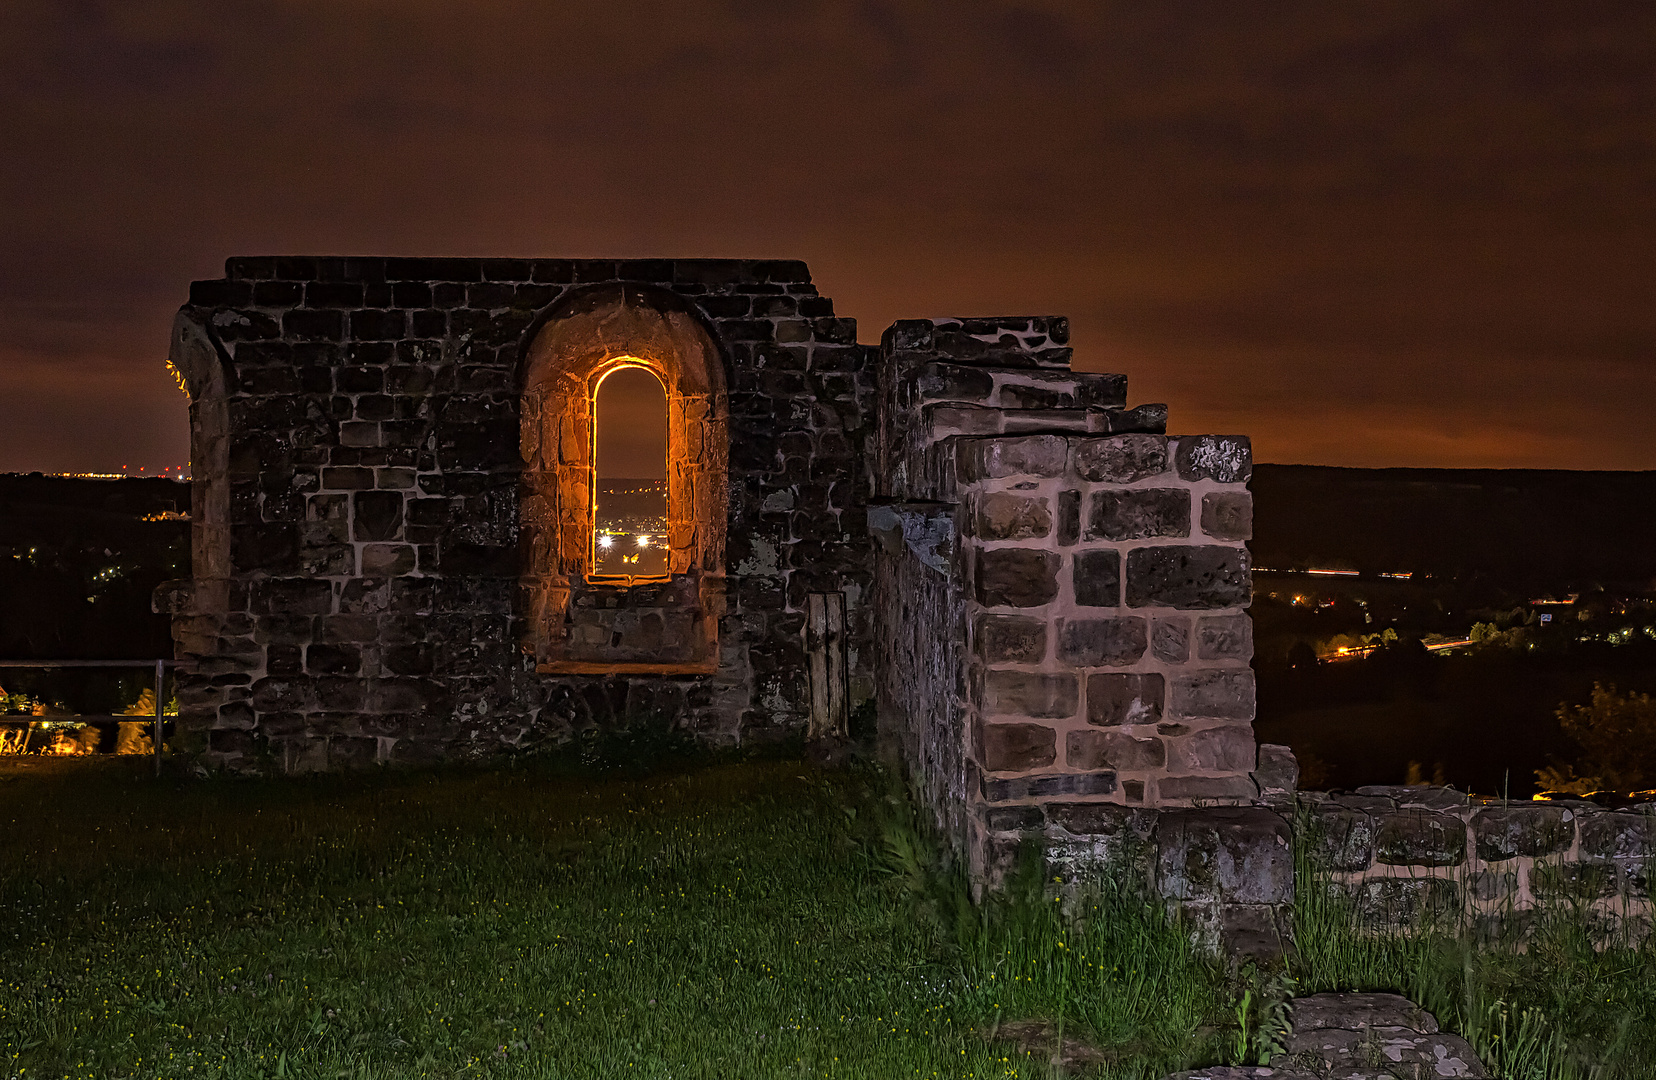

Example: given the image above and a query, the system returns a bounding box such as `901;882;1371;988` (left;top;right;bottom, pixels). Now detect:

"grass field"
0;756;1235;1080
2;754;1652;1079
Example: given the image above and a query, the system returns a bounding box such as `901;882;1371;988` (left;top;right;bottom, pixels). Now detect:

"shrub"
1537;682;1656;793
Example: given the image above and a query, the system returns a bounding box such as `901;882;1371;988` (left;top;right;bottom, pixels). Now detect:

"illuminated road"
1320;638;1476;662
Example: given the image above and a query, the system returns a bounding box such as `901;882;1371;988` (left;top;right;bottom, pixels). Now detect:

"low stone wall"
1305;786;1655;937
973;767;1654;953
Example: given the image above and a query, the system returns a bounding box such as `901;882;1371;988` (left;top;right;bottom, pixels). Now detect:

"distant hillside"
1252;465;1656;592
0;474;188;661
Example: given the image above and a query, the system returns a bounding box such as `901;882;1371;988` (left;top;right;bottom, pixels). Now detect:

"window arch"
591;362;669;582
519;284;728;672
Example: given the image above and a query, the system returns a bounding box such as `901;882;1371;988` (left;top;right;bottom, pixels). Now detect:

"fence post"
153;660;164;778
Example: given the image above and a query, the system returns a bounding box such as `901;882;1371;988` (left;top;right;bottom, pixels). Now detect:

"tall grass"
1288;805;1656;1080
948;857;1232;1078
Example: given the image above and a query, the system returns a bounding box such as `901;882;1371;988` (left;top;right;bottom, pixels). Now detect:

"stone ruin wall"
162;257;881;771
152;253;1655;933
1308;786;1654;938
869;316;1265;892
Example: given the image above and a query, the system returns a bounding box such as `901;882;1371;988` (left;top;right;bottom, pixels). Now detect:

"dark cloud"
1;0;1652;472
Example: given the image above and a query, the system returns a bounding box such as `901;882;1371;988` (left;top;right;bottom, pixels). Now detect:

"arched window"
592;363;668;581
520;284;728;673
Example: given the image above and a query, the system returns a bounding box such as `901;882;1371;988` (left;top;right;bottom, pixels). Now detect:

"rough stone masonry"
158;256;1263;895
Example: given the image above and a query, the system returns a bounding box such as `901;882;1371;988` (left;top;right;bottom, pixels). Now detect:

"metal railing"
0;659;187;776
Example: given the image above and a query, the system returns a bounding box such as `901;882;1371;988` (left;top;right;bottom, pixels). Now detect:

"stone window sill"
535;660;718;676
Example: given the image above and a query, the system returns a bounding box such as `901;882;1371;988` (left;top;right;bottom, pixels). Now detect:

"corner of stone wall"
872;314;1271;929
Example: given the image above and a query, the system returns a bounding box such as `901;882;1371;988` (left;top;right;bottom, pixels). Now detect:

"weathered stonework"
158;256;1271;896
160;258;878;771
1304;786;1656;937
869;315;1258;886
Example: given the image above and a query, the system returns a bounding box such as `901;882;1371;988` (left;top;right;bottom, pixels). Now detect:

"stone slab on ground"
1165;992;1485;1080
1275;993;1483;1078
1164;1069;1319;1080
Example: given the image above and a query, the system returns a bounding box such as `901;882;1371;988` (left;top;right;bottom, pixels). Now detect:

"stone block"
1086;672;1164;726
1468;869;1519;901
981;771;1118;802
999;384;1072;411
1174;435;1251;482
884;318;933;350
985;670;1079;719
1070;434;1168;483
917;363;994;402
984;805;1045;832
1156;774;1259;802
1196;614;1253;661
1170;669;1255;721
1351;877;1462;930
1376;811;1467;867
339;421;380;448
975;492;1052;540
1151;617;1190;662
232;524;299;575
1252;743;1299;799
1056;489;1080;545
1084;488;1190;541
322;466;376;490
957;434;1069;480
1067;728;1165;770
1201;491;1253;541
976;614;1048;663
320;614;379;643
250;677;314;712
215;701;256;730
1288;992;1442;1037
208;728;256;756
258;577;334;616
1072;549;1121;606
1044;801;1155;840
361;544;416;575
1154;807;1292;905
1332;793;1398;813
980;722;1057;772
1472;806;1574;861
305;644;361;676
1057;617;1147;666
352;490;404;542
976;548;1059;607
1311;807;1379;872
1125;545;1250;609
1578;811;1656;861
282;308;343;340
1167;724;1256;772
1531;862;1617;902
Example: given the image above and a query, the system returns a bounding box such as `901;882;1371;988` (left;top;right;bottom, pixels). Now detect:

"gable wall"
167;257;878;770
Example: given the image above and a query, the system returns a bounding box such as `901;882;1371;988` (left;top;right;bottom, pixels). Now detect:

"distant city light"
636;535;650;548
598;534;614;549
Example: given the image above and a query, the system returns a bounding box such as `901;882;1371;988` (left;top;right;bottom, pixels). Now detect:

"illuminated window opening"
590;361;669;582
518;281;729;672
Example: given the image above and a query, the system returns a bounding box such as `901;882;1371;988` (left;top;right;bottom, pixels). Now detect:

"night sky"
3;1;1652;475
